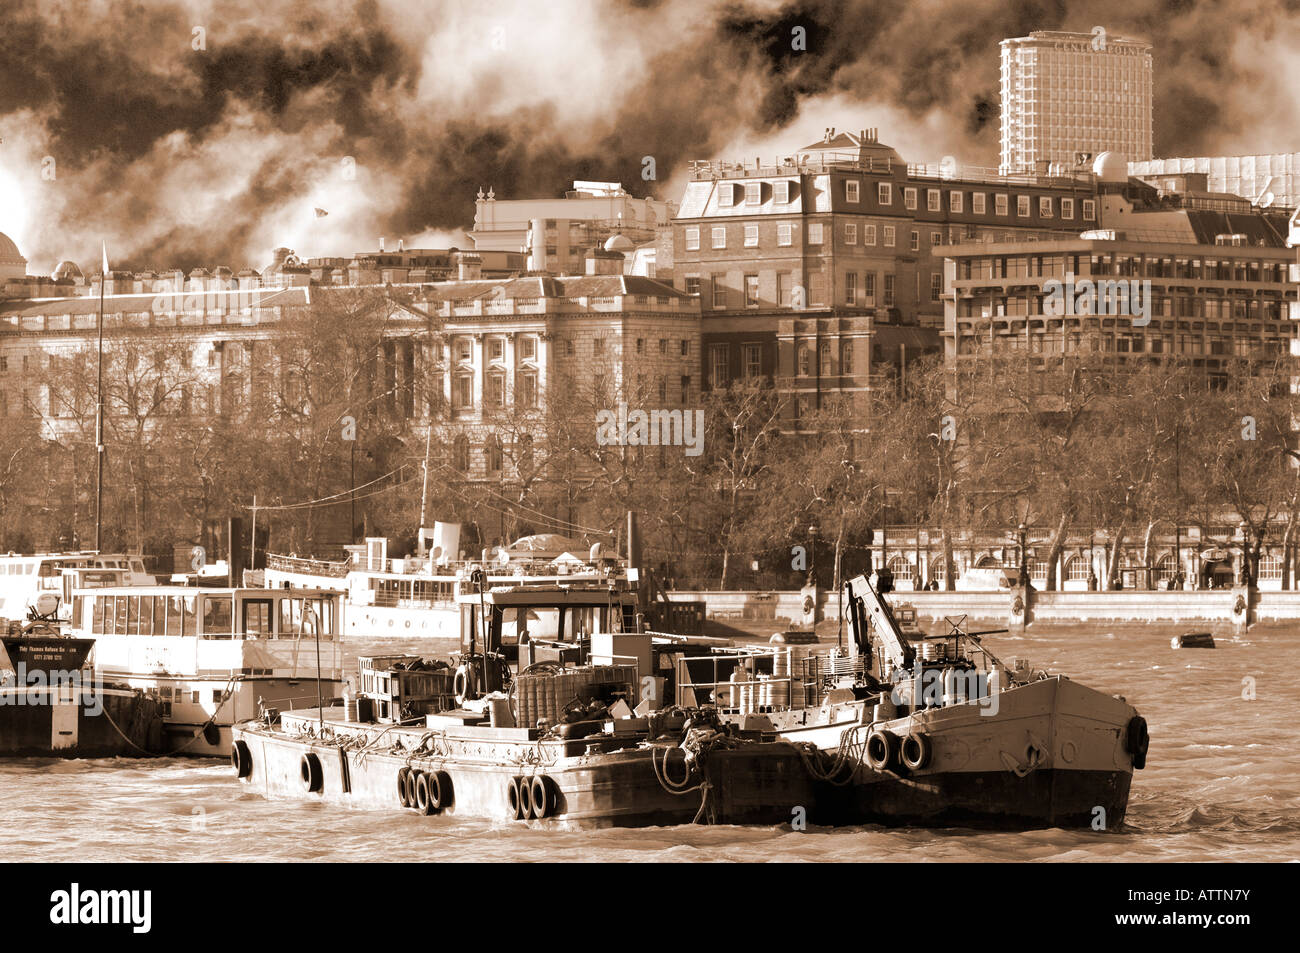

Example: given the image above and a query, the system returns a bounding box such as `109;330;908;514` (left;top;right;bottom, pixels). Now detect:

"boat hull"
0;685;163;758
233;720;824;829
783;676;1140;829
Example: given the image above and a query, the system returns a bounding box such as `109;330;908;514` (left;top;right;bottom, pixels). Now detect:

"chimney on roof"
397;238;405;252
454;250;482;281
379;237;385;253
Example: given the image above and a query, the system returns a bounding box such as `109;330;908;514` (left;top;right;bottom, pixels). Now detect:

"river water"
4;625;1297;862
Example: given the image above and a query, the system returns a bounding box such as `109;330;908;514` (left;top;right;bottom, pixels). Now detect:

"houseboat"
66;584;344;756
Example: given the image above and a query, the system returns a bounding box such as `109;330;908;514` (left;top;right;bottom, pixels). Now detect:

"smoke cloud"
0;0;1296;272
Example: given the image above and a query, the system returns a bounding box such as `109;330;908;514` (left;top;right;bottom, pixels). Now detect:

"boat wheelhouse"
68;585;344;756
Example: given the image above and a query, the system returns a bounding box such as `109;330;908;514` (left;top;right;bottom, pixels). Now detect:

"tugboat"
232;576;825;827
1;602;162;757
708;574;1148;829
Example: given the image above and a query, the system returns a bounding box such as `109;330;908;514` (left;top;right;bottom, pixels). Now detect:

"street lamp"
1017;521;1029;588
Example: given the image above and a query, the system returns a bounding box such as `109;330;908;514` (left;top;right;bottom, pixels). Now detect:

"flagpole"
94;244;106;553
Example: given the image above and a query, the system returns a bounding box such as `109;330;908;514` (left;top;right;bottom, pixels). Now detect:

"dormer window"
718;182;737;207
745;182;762;205
773;181;791;204
845;180;860;203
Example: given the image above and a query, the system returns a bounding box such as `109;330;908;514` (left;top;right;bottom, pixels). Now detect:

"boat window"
243;599;273;638
127;596;141;635
140;596;156;635
183;595;196;634
92;597;105;635
38;561;58;578
166;595;185;636
130;560;145;575
279;598;303;638
203;596;234;639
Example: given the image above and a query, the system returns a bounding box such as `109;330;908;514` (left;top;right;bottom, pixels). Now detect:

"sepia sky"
1;0;1297;272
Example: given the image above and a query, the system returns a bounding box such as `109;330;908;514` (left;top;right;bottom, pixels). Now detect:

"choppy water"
4;626;1298;862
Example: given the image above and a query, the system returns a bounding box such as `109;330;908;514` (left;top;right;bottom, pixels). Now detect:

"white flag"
101;241;109;275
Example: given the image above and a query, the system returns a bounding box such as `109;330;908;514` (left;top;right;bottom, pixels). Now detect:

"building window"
453;435;470;472
685;227;700;251
657;378;667;402
1061;198;1074;219
681;339;690;356
840;341;853;374
452;373;474;410
680;375;690;402
777;222;793;246
564;338;575;357
845;223;858;245
845;180;860;203
972;192;986;214
455;338;472;363
636;338;644;354
774;180;791;204
487;437;503;475
864;272;875;305
927;189;941;211
950;191;963;213
844;272;858;306
910;230;920;252
884;274;896;307
709;344;729;388
777;273;793;308
1017;195;1031;217
593;337;604;354
931;230;942;246
684;275;700;296
1083;199;1096;221
1039;196;1053;218
744;224;759;247
744;274;759;307
931;272;942;301
808;223;824;245
486;372;505;407
742;343;761;378
718;182;736;207
712;279;726;309
877;182;892;205
659;338;668;354
488;338;504;363
995;193;1009;216
520;336;537;362
797;345;812;376
883;226;895;247
904;187;917;210
745;182;761;205
518;370;537;409
864;224;877;246
711;226;726;249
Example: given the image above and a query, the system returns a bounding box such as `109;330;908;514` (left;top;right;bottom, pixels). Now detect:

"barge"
0;632;162;757
234;578;825;826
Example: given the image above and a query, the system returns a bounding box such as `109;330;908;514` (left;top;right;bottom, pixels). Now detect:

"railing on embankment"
667;587;1300;631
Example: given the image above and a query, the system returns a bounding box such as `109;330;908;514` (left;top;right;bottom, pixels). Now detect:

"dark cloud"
0;0;1295;271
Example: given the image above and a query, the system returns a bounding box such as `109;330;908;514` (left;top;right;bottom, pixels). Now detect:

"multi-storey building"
1000;30;1153;174
944;158;1298;378
668;128;1103;427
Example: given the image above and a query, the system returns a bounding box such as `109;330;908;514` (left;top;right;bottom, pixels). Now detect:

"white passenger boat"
0;552;155;626
264;534;633;640
66;584;344;756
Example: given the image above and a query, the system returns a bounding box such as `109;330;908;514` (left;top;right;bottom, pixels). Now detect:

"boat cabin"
457;584;640;668
71;586;341;641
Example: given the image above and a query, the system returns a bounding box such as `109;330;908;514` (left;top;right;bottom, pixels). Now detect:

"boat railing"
266;554;349;578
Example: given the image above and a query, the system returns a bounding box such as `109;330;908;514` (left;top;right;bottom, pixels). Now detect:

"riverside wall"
668;585;1300;635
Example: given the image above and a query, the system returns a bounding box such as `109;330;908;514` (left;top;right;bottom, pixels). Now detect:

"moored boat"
0;632;162;757
66;584;345;756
